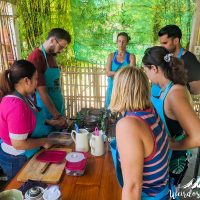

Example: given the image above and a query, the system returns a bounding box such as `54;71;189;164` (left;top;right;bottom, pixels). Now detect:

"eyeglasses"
55;38;66;49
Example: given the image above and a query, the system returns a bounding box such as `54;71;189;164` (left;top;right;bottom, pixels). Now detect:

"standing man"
28;28;71;134
158;24;200;94
157;25;200;189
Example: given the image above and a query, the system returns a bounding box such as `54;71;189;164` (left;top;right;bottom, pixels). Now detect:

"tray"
36;150;67;163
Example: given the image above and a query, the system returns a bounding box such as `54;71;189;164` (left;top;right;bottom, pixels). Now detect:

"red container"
65;152;87;176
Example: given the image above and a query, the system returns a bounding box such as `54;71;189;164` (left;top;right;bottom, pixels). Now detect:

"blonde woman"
110;67;170;200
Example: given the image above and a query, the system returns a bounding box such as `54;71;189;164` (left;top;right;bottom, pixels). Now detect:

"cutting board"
17;147;72;184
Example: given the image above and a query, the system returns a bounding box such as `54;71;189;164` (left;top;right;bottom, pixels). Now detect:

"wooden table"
4;143;122;200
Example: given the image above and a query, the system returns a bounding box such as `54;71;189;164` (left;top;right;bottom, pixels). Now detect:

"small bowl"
43;185;61;200
0;189;23;200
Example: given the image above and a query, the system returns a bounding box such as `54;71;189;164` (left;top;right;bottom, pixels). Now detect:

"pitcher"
90;131;105;156
71;129;89;152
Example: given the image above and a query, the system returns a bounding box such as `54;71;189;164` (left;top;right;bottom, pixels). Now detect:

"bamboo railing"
61;61;107;118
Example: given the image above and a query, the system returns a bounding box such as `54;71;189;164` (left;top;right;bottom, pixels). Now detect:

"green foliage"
16;0;74;62
71;0;195;65
16;0;195;66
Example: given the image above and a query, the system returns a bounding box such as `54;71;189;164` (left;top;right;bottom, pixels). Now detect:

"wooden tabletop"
4;143;122;200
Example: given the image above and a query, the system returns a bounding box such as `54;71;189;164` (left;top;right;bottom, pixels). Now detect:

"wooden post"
189;0;200;53
190;1;200;180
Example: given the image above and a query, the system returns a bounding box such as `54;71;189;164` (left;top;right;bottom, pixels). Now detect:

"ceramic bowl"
0;189;23;200
24;186;44;200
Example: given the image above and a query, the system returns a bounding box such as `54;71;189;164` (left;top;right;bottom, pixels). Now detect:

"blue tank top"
125;108;170;196
105;51;130;108
111;51;130;71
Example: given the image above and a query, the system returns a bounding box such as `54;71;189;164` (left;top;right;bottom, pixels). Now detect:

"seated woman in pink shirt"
0;60;53;180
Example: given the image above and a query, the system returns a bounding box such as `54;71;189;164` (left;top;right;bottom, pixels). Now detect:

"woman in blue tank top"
105;32;136;108
110;67;170;199
142;46;200;188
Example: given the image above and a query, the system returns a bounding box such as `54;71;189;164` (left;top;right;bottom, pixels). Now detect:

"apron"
105;51;130;108
151;47;185;139
110;139;170;200
151;77;190;192
151;81;174;135
14;91;43;158
35;45;65;134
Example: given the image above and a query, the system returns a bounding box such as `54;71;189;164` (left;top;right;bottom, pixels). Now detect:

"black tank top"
164;113;183;138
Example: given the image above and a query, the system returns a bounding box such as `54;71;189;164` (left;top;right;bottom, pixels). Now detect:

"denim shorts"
0;146;27;181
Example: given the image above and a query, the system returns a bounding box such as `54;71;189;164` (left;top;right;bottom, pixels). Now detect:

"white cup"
71;129;89;152
90;131;105;156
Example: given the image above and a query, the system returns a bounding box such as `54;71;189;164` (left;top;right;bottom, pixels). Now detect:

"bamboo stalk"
0;13;9;69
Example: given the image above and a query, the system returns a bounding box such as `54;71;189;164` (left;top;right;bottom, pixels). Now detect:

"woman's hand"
45;116;68;129
42;138;55;149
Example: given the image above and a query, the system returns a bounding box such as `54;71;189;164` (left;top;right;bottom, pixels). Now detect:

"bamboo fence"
0;1;16;71
61;61;107;117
